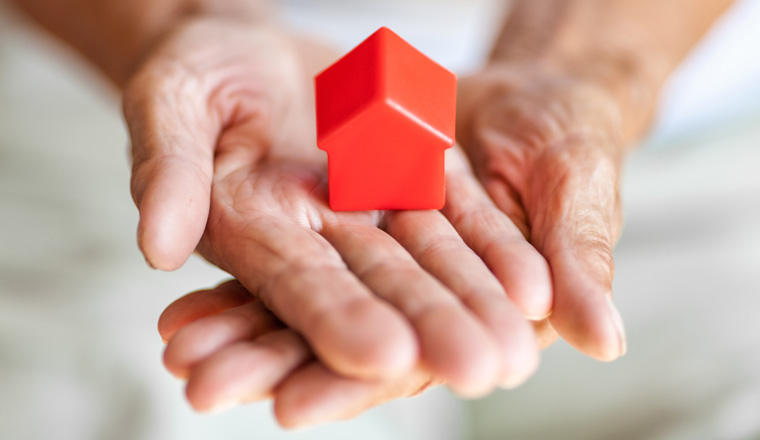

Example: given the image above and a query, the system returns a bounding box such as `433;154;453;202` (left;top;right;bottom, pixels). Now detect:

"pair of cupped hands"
126;18;627;427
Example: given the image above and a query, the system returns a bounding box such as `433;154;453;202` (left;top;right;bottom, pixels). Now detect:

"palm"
210;154;332;236
198;108;543;386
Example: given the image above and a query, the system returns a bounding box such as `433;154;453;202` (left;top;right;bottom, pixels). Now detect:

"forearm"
490;0;734;141
10;0;272;87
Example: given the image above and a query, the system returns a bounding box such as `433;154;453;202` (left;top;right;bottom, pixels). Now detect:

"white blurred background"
1;0;759;439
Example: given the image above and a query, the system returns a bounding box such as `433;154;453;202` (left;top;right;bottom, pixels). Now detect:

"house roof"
315;27;457;149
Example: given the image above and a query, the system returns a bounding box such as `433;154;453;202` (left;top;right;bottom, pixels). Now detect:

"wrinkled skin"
457;64;627;360
129;18;627;427
127;18;546;402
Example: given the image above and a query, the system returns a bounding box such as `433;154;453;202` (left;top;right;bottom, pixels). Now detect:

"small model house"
315;27;457;211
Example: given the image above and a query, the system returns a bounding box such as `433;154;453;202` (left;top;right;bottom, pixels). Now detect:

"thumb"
530;143;626;361
124;67;218;270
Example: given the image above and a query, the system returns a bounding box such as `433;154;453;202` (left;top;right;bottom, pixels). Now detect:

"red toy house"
315;27;457;211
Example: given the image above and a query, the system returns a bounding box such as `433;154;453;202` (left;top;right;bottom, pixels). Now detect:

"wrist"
457;63;627;167
488;2;674;143
489;55;664;145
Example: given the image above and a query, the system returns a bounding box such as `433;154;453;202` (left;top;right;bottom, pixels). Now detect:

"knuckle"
357;257;416;282
584;236;616;281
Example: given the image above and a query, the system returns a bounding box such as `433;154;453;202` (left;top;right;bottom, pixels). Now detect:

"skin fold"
9;0;733;428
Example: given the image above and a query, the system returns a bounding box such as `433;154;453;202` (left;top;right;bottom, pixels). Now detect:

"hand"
160;280;558;426
457;63;628;360
158;280;436;427
125;17;548;397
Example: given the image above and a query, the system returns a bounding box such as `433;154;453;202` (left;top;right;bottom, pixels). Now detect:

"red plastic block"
315;27;457;211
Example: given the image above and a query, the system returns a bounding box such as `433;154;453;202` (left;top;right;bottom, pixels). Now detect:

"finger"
186;330;311;413
532;319;560;350
442;148;553;320
158;279;254;342
530;146;626;361
124;71;219;271
163;301;283;378
204;212;418;380
274;362;435;429
384;209;539;390
321;219;501;398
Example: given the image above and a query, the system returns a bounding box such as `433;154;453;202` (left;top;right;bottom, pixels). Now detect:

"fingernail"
605;296;627;357
527;310;553;321
144;255;157;270
448;384;493;400
136;223;157;269
204;399;237;415
499;375;527;390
